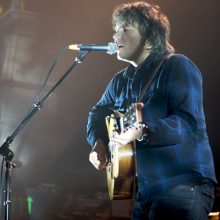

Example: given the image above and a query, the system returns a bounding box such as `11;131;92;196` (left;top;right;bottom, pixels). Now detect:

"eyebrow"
115;23;133;31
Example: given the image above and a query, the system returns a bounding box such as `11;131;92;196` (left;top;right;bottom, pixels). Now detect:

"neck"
131;49;152;67
117;48;152;67
131;53;151;67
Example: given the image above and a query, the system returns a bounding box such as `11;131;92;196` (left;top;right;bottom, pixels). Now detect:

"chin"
117;52;129;62
117;55;127;62
117;54;137;66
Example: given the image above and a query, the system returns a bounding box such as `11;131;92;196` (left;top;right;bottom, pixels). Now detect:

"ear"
144;40;152;50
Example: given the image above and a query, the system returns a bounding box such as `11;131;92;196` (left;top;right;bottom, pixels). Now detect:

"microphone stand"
0;50;89;220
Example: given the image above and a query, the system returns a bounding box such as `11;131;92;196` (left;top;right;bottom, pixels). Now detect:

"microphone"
68;42;118;55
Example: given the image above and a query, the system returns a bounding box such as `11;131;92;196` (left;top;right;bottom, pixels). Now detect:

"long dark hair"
112;1;174;55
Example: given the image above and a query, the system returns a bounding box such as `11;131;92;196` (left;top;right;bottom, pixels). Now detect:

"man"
87;1;217;219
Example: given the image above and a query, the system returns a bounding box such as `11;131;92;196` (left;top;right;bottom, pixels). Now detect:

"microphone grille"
107;42;118;55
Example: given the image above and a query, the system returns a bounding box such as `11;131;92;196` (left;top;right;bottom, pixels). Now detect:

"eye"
123;27;129;32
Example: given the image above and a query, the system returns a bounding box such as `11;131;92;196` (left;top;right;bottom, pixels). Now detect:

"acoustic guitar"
105;102;143;200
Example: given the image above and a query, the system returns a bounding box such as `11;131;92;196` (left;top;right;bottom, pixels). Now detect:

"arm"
145;54;206;147
87;78;116;169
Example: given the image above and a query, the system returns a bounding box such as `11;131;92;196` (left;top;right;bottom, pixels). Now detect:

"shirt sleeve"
86;77;116;147
145;55;206;146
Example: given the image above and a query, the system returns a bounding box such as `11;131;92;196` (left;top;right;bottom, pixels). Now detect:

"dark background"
0;0;219;219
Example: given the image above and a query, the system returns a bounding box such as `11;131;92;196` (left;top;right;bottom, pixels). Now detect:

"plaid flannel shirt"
87;52;217;202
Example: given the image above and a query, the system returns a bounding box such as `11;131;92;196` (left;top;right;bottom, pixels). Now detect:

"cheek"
128;33;142;44
129;39;143;51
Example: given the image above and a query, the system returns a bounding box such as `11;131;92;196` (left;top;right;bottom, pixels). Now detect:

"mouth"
118;45;124;49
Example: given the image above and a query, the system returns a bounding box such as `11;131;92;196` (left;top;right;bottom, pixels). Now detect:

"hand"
109;122;143;148
89;139;110;170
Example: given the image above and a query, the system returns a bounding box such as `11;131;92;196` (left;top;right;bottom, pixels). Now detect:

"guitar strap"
138;55;167;102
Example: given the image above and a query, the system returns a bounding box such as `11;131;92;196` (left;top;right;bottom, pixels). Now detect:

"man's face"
113;22;150;66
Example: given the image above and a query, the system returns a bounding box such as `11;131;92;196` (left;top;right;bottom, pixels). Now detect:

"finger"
111;134;128;143
90;151;110;170
89;152;100;169
135;122;144;129
109;140;126;149
90;160;100;170
109;140;120;147
112;131;119;138
98;161;108;170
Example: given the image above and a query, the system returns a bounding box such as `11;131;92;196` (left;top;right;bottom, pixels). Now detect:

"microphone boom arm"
0;50;89;220
0;50;89;161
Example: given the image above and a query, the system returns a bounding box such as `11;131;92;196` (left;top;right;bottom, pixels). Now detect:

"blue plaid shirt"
87;53;217;202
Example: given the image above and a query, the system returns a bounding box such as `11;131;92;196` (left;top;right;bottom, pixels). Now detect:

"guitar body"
105;102;143;200
106;140;136;200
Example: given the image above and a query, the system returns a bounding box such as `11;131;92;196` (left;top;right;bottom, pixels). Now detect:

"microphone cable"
16;45;69;124
32;45;69;107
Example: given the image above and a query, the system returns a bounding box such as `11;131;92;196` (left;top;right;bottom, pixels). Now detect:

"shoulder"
165;53;201;75
167;53;198;69
164;53;202;85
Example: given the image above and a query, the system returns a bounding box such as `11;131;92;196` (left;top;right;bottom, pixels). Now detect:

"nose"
113;31;121;43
